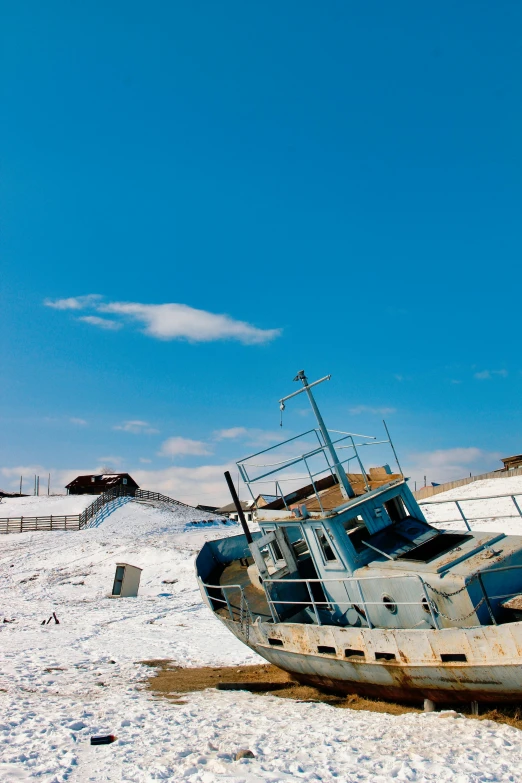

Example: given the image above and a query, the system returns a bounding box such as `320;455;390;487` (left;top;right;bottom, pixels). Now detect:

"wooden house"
66;473;139;495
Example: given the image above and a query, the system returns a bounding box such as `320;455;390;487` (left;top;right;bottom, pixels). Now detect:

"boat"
195;371;522;703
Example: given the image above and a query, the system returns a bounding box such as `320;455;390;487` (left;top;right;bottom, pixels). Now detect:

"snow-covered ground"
2;494;522;781
0;495;94;518
420;475;522;535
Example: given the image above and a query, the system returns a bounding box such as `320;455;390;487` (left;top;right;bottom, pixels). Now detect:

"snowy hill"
2;499;522;780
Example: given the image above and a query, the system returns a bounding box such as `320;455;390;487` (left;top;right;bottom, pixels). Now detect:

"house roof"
215;500;252;514
65;473;139;489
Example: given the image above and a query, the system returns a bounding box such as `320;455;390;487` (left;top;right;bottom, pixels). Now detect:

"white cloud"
99;301;280;345
131;464;235;505
404;447;501;485
158;436;212;458
97;455;123;467
474;369;508;380
214;427;249;439
349;405;397;416
69;417;88;426
139;457;152;464
213;427;284;447
78;316;122;330
45;294;280;345
113;420;160;435
44;294;102;310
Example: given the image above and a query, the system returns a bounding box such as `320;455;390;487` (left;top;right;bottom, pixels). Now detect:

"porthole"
382;594;397;614
421;596;438;615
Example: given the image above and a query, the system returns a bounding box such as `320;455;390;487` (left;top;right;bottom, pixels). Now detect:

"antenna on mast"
278;371;355;499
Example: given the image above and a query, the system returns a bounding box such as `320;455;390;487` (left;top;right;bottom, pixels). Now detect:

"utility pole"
19;476;22;496
48;473;50;495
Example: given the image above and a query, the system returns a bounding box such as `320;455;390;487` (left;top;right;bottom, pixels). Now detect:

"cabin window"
261;527;284;564
344;518;370;553
314;528;338;562
342;515;365;532
91;476;95;483
123;478;128;485
384;497;407;523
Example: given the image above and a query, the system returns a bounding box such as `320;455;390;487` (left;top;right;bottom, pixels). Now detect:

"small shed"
66;473;139;495
111;563;142;598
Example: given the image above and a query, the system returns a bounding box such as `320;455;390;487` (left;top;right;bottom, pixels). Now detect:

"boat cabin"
196;372;522;636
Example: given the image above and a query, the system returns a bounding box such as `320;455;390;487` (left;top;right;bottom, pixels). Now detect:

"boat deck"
214;557;272;622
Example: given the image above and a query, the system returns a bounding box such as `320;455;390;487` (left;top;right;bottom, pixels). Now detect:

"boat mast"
279;370;355;499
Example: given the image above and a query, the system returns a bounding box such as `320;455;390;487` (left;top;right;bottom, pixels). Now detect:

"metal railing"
78;486;199;528
201;566;522;632
237;428;394;512
420;494;522;532
263;573;441;629
200;581;255;623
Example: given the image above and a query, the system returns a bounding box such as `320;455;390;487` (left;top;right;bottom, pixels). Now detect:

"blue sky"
1;1;521;504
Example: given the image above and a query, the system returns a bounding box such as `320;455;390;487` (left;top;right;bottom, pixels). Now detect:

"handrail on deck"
200;565;522;632
237;427;391;511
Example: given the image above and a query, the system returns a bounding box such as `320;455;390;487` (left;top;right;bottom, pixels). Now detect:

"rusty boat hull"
217;613;522;703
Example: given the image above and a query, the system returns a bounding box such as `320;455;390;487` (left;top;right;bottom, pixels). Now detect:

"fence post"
20;516;23;533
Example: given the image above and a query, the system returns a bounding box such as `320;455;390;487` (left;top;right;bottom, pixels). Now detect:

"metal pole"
382;419;404;477
477;573;497;625
19;476;22;496
455;501;472;532
418;576;440;630
356;579;373;628
48;473;50;496
511;496;522;519
224;471;253;544
305;580;321;625
295;371;354;499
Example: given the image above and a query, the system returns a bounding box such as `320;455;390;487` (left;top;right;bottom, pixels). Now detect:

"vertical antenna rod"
382;419;404;477
280;371;355;499
224;470;253;544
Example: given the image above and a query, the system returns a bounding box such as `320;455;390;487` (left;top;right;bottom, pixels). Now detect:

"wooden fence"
0;515;81;534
